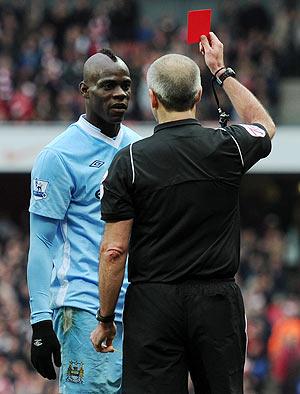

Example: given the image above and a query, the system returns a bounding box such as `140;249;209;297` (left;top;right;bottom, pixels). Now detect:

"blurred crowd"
1;207;300;393
239;213;300;394
0;219;57;394
0;0;299;122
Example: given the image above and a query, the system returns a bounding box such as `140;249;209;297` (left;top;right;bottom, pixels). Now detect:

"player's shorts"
122;279;246;394
54;307;122;394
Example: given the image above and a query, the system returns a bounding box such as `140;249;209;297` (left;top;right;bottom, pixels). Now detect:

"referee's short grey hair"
146;54;201;111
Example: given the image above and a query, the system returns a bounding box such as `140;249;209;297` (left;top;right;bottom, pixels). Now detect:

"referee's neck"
156;107;197;124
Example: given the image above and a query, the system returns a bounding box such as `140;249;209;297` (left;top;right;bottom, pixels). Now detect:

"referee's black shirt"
101;119;271;283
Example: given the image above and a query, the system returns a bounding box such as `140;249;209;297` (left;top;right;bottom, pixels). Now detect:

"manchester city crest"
66;360;84;384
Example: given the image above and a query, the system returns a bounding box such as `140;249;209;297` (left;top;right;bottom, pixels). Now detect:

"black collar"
154;118;201;133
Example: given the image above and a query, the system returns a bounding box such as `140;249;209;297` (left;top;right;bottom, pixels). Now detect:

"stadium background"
0;0;299;393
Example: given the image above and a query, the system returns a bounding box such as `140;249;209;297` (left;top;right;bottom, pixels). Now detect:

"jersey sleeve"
27;213;59;324
225;123;272;173
101;146;134;222
29;149;74;220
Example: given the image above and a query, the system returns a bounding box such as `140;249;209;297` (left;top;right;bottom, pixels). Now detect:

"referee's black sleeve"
225;123;271;173
101;146;134;222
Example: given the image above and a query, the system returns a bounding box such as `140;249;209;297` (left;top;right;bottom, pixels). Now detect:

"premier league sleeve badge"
33;178;49;200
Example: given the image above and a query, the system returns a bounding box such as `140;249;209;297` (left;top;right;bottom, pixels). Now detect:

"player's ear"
149;89;159;109
79;81;89;98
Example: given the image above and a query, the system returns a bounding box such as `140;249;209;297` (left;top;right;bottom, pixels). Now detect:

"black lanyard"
211;76;230;128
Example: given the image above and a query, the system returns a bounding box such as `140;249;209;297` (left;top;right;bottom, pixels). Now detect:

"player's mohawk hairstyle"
99;48;118;62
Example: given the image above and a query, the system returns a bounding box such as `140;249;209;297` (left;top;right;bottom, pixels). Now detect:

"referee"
91;32;275;394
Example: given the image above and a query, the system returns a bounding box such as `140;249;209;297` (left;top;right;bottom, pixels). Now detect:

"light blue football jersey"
29;115;140;322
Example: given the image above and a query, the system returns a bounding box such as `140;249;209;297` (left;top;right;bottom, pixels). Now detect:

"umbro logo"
33;339;43;347
89;160;105;168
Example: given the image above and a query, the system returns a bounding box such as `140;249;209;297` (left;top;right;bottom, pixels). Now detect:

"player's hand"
31;320;61;380
199;32;225;75
90;322;116;353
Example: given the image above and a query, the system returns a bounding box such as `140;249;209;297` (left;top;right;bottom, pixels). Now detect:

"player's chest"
71;155;113;205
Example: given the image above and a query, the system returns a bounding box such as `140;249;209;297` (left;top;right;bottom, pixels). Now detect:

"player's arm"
90;219;133;353
27;149;72;380
27;213;58;323
200;32;276;139
27;213;61;379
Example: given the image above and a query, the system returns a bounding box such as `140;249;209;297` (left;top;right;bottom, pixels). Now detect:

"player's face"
87;64;131;124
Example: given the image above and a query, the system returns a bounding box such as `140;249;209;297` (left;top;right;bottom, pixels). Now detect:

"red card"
187;9;212;44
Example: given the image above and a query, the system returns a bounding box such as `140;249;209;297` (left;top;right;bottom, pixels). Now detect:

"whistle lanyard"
211;76;230;128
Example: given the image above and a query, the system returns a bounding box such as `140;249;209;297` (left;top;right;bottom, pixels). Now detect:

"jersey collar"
75;114;124;148
154;118;201;133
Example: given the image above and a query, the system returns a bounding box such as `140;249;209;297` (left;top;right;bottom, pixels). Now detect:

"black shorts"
122;280;246;394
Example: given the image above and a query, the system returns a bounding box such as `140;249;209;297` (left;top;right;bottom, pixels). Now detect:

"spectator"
0;0;296;122
268;298;300;393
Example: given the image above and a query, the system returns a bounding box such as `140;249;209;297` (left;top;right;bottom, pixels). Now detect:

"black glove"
31;320;61;380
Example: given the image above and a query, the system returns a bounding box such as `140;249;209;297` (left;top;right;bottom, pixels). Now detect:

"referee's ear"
149;89;159;109
195;88;202;104
79;81;89;99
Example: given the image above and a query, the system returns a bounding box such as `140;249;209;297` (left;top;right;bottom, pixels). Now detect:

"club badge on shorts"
66;360;84;384
33;178;49;200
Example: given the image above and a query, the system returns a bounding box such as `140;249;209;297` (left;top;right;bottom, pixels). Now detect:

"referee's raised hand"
200;32;225;75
